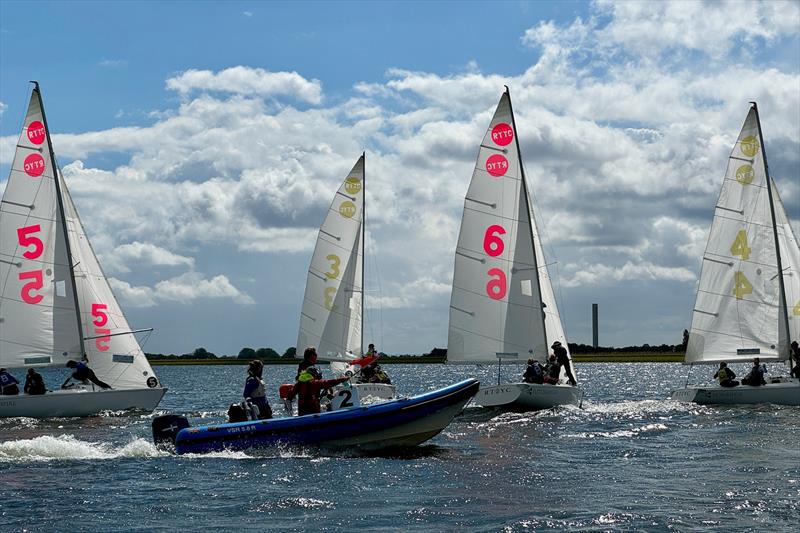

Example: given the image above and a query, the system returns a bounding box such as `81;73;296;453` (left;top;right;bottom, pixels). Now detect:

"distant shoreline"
148;352;685;365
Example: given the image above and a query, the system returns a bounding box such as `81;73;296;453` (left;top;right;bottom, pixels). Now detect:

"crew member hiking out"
62;360;112;390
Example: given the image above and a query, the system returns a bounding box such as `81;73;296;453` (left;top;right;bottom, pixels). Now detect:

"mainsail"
686;105;796;364
448;89;551;364
297;155;364;361
0;85;83;367
0;85;159;390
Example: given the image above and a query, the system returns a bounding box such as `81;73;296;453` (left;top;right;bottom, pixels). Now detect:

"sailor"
296;347;323;380
286;370;350;416
552;341;577;386
713;362;739;387
522;359;544;384
243;360;272;419
24;368;46;395
62;360;112;390
372;364;391;384
742;358;767;386
366;343;377;357
790;341;800;378
543;355;560;384
0;368;20;395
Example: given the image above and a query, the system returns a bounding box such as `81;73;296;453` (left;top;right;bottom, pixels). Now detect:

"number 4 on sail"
671;103;800;406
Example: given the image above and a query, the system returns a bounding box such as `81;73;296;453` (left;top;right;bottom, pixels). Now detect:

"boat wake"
0;435;168;462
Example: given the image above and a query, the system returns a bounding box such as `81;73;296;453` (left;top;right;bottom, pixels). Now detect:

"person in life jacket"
296;347;323;381
522;359;544;384
713;362;739;387
243;360;272;419
543;355;560;385
741;357;767;386
24;368;46;395
371;364;391;384
791;341;800;378
552;341;577;386
366;343;377;357
62;360;112;390
286;370;350;416
0;368;20;395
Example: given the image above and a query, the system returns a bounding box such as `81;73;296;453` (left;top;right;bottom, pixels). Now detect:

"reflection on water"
1;362;798;531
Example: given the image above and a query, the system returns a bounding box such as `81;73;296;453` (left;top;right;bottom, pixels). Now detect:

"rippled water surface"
1;363;799;531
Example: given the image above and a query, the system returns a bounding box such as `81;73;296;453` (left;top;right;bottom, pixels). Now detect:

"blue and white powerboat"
152;378;479;454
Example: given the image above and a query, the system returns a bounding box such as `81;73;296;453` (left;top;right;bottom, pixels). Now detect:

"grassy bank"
148;352;684;365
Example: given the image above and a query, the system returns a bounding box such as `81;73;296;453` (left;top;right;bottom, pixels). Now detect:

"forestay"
0;87;83;368
448;91;548;364
297;156;364;361
686;107;794;364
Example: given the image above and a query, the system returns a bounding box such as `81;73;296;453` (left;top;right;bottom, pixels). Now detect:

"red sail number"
483;225;506;257
91;303;111;351
486;268;507;300
17;225;44;260
19;270;44;304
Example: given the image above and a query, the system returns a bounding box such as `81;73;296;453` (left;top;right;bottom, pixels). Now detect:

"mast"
752;102;793;368
505;86;549;354
361;151;365;355
32;81;86;358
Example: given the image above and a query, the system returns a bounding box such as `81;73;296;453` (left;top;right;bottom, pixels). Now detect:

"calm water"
1;362;798;532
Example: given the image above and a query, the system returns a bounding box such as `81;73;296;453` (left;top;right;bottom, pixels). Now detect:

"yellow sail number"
730;230;751;261
324;287;337;311
733;271;753;300
324;254;341;280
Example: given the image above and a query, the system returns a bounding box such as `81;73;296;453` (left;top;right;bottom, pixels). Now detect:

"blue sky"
1;0;799;356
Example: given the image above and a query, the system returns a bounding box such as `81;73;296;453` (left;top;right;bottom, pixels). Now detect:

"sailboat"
447;87;582;411
0;82;166;417
671;103;800;405
295;154;396;401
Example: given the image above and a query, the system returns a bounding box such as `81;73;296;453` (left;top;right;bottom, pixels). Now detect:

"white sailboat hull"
670;379;800;406
0;387;167;418
473;382;582;410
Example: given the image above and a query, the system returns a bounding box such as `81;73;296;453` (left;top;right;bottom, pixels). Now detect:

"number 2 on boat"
730;230;751;261
733;271;753;300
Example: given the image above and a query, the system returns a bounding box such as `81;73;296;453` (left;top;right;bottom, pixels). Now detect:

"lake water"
1;362;798;531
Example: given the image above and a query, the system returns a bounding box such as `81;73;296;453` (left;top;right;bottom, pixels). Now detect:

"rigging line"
83;328;154;341
479;144;509;153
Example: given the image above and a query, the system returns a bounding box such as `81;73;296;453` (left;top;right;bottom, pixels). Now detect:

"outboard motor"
152;414;190;447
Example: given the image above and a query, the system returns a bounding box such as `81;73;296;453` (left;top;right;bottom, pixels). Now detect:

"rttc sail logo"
339;201;357;218
27;121;46;145
740;135;759;158
344;177;362;195
491;123;513;146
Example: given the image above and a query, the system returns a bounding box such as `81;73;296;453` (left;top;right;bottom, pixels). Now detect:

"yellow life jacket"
298;370;314;383
716;367;728;382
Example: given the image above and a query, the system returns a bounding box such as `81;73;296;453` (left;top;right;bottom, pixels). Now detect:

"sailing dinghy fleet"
1;82;798;454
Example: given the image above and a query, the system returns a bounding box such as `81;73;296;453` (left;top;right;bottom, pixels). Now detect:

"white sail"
773;183;800;353
60;175;160;390
686;107;790;364
297;156;364;361
530;203;576;379
0;86;83;368
448;91;548;364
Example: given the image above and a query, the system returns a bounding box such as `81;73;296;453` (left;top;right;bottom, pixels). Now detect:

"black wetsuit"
554;345;577;386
